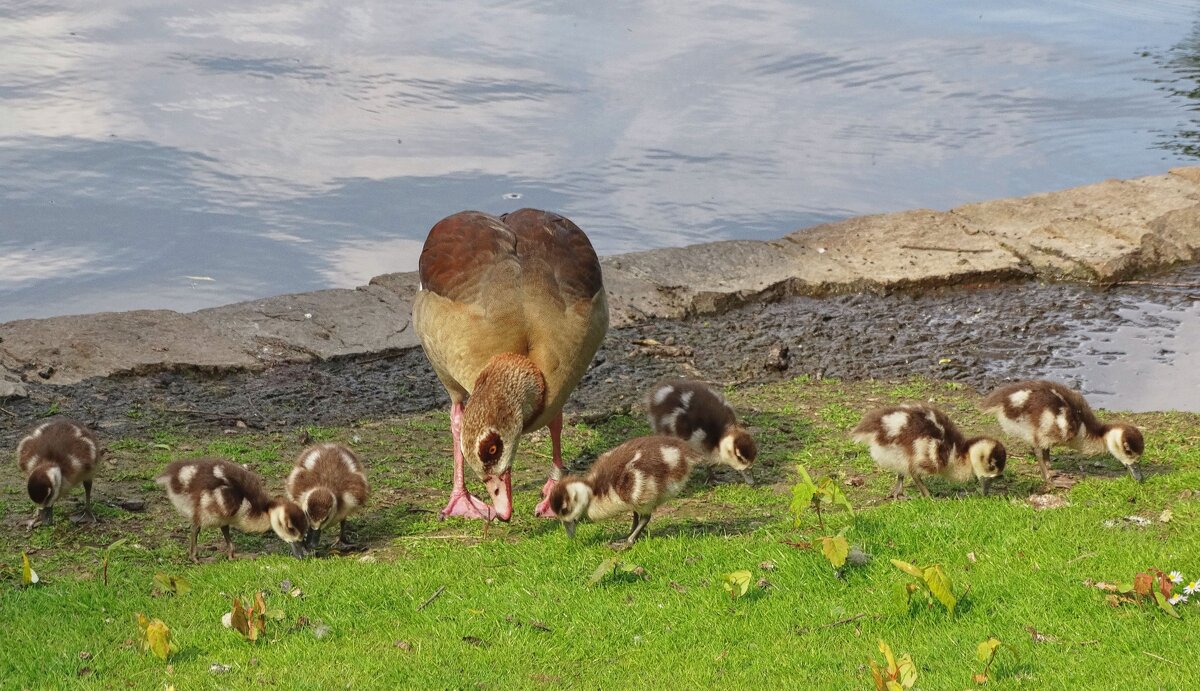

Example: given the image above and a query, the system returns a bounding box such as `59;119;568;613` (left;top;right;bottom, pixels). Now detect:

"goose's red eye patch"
479;433;503;465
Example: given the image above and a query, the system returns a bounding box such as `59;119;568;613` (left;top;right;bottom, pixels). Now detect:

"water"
3;0;1200;323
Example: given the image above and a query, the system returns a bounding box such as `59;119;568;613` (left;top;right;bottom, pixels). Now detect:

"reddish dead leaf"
781;540;812;550
669;581;688;594
1085;580;1120;592
973;672;989;684
1133;573;1154;597
462;636;488;648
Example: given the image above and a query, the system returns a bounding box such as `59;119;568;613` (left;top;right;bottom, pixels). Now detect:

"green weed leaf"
976;638;1001;662
589;557;622;585
152;572;192;597
136;613;178;661
819;535;850;569
890;559;924;579
923;564;956;615
723;570;752;600
1153;591;1182;619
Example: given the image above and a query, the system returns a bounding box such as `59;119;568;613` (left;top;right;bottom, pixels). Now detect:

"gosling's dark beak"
1127;464;1144;483
740;470;754;486
38;506;53;525
290;541;308;559
306;528;321;550
563;521;577;539
979;477;992;496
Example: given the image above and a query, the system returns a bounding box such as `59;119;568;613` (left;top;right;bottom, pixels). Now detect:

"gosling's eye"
488;444;498;456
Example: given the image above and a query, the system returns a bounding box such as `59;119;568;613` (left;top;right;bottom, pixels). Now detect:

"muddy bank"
4;169;1200;395
2;263;1196;448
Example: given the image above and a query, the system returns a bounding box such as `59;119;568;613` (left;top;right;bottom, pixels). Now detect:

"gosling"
16;419;99;528
286;443;370;551
646;378;756;482
981;380;1144;484
548;436;703;545
156;458;308;563
852;403;1007;498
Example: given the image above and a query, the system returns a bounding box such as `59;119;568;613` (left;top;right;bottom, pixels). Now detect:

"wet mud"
2;265;1197;447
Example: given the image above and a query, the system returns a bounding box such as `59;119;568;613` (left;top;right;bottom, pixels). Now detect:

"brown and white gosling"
646;378;757;483
156;458;308;563
981;380;1144;484
851;403;1007;498
286;443;370;551
547;436;704;545
16;419;99;528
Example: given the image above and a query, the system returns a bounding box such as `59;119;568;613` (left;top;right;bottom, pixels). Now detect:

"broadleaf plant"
723;570;752;601
869;639;917;690
891;559;958;616
789;465;853;532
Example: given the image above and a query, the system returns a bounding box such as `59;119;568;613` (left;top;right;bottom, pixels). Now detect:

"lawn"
1;376;1197;689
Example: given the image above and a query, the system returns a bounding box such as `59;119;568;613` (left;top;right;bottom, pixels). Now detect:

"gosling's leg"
188;522;201;564
221;525;235;559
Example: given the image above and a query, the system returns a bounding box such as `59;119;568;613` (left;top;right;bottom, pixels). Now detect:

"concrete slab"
194;285;420;363
0;310;260;385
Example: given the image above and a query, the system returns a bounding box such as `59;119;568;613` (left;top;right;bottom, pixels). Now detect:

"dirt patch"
1;266;1197;447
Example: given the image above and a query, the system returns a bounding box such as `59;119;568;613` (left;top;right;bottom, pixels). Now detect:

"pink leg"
535;413;565;517
439;401;496;521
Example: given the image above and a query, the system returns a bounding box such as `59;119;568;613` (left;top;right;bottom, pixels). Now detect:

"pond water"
3;0;1200;322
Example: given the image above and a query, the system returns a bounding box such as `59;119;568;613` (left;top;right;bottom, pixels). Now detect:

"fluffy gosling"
852;403;1006;498
16;419;99;528
156;458;308;563
981;380;1144;484
548;436;703;545
646;378;756;482
286;443;369;551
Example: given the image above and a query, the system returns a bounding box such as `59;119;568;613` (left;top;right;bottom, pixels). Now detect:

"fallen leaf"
758;560;776;571
1028;494;1069;511
462;636;488;648
1026;626;1057;643
1159;509;1173;523
967;552;977;563
78;651;91;660
973;672;989;684
394;640;413;651
529;620;552;632
21;552;39;586
843;475;867;487
669;581;688;594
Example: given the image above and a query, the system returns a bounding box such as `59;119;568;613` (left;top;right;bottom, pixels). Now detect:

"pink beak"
484;470;513;522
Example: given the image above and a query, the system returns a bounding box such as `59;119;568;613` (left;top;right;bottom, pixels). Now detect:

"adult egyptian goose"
413;209;608;521
16;419;99;528
851;403;1006;498
547;436;701;544
156;458;308;562
286;443;370;550
981;380;1144;484
646;378;756;482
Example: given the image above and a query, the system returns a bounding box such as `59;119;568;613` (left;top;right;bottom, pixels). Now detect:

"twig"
417;585;446;611
1064;551;1097;566
396;534;478;541
824;613;869;628
899;244;993;254
1108;279;1200;289
0;405;16;417
1143;651;1180;666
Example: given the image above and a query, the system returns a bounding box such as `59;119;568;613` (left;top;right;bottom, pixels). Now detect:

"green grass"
1;376;1198;689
